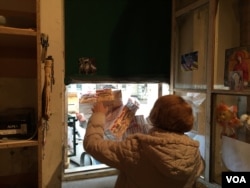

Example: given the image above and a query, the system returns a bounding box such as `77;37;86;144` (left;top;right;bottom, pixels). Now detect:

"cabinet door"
211;0;250;185
64;0;172;84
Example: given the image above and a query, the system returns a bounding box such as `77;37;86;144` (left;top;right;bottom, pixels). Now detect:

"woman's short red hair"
149;95;194;133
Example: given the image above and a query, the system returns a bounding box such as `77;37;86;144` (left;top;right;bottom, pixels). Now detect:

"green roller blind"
64;0;171;84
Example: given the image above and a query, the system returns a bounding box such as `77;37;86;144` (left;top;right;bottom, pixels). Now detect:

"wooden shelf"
0;172;38;187
0;139;38;149
0;39;37;78
0;0;41;187
0;26;36;36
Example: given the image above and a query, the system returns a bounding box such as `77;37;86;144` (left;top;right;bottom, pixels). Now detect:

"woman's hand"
92;102;107;114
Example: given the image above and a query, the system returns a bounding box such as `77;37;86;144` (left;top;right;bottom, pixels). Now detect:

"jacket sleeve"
83;112;138;169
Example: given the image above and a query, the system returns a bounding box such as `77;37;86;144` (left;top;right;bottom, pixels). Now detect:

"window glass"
174;4;208;89
175;91;206;169
65;83;169;173
211;94;250;184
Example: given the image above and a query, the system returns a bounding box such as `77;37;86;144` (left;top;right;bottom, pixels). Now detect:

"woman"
83;95;204;188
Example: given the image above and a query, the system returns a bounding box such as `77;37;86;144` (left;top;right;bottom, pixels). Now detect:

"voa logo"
226;176;247;184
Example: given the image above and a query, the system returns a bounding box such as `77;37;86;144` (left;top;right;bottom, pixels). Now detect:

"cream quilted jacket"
84;113;204;188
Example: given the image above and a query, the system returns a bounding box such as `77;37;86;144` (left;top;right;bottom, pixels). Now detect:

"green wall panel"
65;0;171;84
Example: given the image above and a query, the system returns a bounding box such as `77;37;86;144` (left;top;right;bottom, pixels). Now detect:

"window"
64;82;169;173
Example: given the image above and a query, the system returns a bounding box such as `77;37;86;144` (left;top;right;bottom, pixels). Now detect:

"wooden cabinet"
172;0;250;187
210;0;250;185
0;0;42;187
